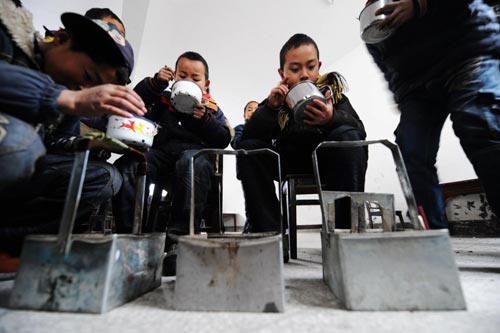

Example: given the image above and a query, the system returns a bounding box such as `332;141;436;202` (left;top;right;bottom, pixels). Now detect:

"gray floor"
0;232;499;333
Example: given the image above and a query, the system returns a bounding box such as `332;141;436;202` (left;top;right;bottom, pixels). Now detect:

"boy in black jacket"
237;33;368;233
113;52;232;275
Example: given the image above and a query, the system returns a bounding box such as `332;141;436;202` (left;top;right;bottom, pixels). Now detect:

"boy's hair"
175;51;210;80
84;8;124;27
244;100;259;114
279;33;320;70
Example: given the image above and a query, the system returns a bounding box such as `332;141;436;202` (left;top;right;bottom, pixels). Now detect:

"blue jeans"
0;153;122;255
395;56;500;229
0;113;45;196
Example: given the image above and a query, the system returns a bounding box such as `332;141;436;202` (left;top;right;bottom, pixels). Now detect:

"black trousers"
236;127;368;232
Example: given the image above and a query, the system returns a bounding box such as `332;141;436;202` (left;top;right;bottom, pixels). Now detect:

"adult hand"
156;66;175;84
376;0;415;31
57;84;147;118
303;92;334;126
268;77;289;109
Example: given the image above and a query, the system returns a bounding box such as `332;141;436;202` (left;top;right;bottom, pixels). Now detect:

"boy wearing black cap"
0;0;145;272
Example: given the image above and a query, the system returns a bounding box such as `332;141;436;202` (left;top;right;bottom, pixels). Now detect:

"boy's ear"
318;60;322;70
204;79;211;92
52;30;71;45
278;68;285;80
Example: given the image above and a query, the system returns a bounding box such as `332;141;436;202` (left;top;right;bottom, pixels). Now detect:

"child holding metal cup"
236;33;368;234
113;51;232;276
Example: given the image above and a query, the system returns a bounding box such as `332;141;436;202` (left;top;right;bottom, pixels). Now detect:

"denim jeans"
0;152;122;255
0;112;45;196
395;56;500;229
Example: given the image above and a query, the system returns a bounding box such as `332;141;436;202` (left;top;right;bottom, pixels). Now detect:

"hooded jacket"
0;0;64;125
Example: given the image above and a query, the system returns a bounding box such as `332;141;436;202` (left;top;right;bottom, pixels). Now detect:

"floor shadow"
0;280;14;308
459;266;500;274
285;277;343;309
129;279;176;310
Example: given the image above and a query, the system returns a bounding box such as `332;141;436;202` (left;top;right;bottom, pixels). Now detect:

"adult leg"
447;57;500;218
395;91;449;229
236;139;281;232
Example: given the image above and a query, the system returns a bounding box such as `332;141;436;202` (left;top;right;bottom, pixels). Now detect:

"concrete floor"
0;232;499;333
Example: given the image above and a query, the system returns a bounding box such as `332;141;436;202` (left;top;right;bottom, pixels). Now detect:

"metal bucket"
9;233;164;313
174;149;286;312
313;140;466;310
9;144;165;313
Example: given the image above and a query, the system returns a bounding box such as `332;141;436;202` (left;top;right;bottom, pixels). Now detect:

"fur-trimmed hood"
0;0;37;60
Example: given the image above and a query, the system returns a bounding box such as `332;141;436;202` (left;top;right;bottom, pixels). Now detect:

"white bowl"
170;80;203;114
106;115;158;148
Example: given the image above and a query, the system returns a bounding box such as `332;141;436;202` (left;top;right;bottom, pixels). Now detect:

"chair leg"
147;183;163;232
289;178;298;260
281;183;290;262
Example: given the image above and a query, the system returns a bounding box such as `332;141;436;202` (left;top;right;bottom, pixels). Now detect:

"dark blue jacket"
366;0;500;102
134;77;231;152
231;123;245;149
0;15;64;126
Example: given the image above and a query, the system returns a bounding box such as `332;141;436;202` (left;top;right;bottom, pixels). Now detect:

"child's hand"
57;84;147;118
303;91;334;126
268;77;289;109
193;103;209;121
155;66;175;84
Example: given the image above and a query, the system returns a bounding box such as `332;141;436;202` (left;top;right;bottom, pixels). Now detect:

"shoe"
162;243;177;276
0;251;19;274
242;220;252;234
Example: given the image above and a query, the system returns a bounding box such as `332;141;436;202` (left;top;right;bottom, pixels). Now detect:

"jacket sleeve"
0;60;65;124
231;124;243;149
182;107;232;148
133;76;169;109
324;94;366;136
240;100;279;142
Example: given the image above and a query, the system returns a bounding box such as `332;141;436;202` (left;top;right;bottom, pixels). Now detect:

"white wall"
23;0;478;220
25;0;124;34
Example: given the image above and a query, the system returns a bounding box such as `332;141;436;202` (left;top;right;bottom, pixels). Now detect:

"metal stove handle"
57;141;90;255
311;139;423;234
190;148;282;236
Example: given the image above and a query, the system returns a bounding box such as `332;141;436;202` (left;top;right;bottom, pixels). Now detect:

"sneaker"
162;243;177;276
